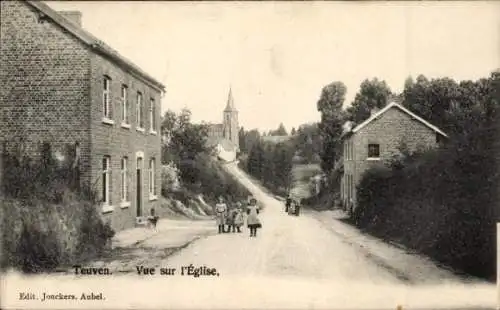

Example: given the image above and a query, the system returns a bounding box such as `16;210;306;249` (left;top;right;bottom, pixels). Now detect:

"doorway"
136;157;143;217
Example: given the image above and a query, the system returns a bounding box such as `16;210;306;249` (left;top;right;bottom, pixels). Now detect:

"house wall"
89;52;162;231
0;1;92;182
342;107;439;207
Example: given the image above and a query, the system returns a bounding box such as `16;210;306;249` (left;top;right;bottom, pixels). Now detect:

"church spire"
224;86;237;112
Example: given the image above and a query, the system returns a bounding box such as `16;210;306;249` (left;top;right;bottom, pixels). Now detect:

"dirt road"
2;163;495;310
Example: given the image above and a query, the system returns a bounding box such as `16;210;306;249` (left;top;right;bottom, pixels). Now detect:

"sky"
46;1;499;132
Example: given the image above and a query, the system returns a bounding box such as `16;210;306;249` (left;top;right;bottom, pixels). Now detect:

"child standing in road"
246;198;261;237
233;207;244;233
227;204;237;233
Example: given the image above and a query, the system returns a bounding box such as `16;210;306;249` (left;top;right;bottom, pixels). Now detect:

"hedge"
354;130;498;281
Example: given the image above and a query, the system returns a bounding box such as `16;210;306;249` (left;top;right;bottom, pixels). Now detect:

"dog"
147;215;159;229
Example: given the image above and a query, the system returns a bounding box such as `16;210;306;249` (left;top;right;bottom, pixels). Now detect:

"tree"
238;127;247;153
160;109;212;185
261;143;275;186
161;109;210;163
290;127;296;135
241;129;261;155
345;78;392;124
293;123;321;164
247;140;264;179
401;75;490;137
317;81;347;172
273;123;288;136
273;142;294;191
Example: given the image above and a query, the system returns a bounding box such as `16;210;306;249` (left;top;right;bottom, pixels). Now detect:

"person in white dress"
246;198;261;237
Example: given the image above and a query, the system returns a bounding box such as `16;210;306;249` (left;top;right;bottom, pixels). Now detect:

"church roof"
224;87;237;112
207;123;223;130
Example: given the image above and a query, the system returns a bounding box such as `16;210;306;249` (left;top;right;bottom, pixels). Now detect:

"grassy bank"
1;144;114;273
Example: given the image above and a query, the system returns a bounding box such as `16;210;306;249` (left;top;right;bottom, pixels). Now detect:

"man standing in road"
285;195;292;213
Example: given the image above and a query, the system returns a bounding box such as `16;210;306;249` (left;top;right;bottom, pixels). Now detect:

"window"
136;92;144;129
103;76;111;119
121;157;129;203
121;85;129;125
149;158;156;197
102;156;111;205
149;98;156;132
367;144;380;159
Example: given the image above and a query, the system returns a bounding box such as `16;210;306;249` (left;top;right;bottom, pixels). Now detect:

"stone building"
340;102;448;212
0;1;165;231
206;88;239;161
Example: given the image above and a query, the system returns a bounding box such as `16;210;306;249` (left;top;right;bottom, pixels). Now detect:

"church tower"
223;87;239;150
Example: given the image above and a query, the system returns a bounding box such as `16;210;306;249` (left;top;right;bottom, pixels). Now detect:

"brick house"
0;1;165;231
340;102;448;212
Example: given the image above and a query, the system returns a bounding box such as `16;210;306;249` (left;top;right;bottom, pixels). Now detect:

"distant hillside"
261;135;293;144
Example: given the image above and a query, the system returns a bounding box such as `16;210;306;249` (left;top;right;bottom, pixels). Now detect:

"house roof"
219;139;237;152
206;137;237;152
27;1;166;92
350;102;448;137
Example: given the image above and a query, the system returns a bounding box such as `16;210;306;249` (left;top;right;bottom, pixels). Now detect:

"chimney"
58;11;82;27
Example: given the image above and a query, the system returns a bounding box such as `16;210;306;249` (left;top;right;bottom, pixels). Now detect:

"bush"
162;154;250;207
1;195;114;273
1;143;115;273
161;162;181;195
354;130;498;281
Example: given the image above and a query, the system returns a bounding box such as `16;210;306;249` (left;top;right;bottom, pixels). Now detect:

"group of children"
215;196;262;237
285;195;301;216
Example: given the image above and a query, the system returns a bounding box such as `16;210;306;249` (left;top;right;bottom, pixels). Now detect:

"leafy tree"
346;78;392;124
238;127;247;153
293;123;321;164
161;108;210;165
241;129;261;155
272;142;294;190
273;123;288;136
402;74;498;138
160;108;249;203
241;138;294;195
290;127;296;135
247;140;264;179
261;143;275;186
317;81;347;172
